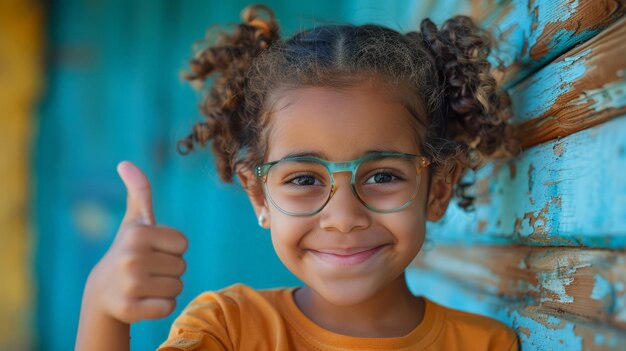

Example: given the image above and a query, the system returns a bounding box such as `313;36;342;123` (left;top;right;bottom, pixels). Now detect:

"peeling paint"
510;309;583;351
510;48;591;123
578;79;626;112
591;274;612;300
527;163;535;194
477;219;487;232
552;139;566;157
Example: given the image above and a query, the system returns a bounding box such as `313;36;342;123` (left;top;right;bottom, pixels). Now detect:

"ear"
237;169;270;228
425;160;465;222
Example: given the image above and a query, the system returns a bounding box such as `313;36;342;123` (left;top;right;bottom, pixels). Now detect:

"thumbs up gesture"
83;161;188;324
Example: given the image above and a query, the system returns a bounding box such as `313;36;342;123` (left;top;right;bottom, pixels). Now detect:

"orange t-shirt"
157;283;519;351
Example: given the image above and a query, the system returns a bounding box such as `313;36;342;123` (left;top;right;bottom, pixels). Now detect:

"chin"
313;277;388;307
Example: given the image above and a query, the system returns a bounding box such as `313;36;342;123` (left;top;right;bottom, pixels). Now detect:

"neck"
293;271;424;338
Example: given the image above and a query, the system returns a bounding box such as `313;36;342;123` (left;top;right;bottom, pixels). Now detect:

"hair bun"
420;16;513;159
177;4;281;182
242;4;279;45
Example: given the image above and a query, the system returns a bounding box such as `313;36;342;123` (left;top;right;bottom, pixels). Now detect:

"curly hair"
177;4;518;211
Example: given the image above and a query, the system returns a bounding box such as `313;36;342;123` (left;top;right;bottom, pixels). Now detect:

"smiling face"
238;79;459;307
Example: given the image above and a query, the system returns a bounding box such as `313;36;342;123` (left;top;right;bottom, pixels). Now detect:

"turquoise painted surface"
428;115;626;248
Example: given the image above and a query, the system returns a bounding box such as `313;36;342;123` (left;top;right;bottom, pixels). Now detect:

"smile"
309;245;387;267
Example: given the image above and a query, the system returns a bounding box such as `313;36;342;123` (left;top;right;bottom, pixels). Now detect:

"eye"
364;170;403;184
285;173;324;187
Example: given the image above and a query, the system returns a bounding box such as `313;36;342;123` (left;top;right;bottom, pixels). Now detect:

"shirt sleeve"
157;330;225;351
156;291;239;351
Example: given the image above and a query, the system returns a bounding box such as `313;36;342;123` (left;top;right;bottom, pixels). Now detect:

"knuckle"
173;279;183;295
170;234;186;253
122;225;146;248
178;234;189;253
151;300;175;319
123;278;142;297
158;226;188;254
163;299;176;315
168;228;188;252
121;253;143;274
177;259;187;276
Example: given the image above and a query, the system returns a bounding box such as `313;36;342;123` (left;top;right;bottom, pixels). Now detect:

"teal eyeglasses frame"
255;151;431;217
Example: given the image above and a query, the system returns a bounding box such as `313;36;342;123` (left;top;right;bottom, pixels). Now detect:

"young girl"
76;4;519;350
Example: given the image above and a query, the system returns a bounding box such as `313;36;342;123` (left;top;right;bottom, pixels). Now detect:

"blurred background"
3;0;625;350
1;0;442;349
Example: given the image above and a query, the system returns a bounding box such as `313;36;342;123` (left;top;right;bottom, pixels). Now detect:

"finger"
134;298;176;320
137;276;183;298
145;251;187;277
148;225;188;256
117;160;155;226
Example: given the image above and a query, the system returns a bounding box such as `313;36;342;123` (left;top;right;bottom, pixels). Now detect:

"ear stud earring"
258;212;266;228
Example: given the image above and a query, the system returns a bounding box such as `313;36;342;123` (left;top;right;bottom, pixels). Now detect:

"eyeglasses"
255;151;431;216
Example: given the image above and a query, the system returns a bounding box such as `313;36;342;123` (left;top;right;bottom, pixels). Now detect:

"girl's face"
239;81;457;306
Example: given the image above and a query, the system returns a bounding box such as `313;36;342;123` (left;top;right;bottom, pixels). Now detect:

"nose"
318;172;371;233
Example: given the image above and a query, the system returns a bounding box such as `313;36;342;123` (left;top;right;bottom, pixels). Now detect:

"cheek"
268;212;312;268
385;210;425;249
386;192;427;256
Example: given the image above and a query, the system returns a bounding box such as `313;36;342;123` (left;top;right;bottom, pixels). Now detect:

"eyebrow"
278;149;406;161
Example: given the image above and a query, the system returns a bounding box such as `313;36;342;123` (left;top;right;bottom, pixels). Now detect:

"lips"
309;245;387;266
316;246;383;255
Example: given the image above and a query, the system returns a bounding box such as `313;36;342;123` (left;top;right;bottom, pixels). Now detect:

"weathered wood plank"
428;115;626;248
407;264;626;351
510;17;626;149
511;307;626;351
411;246;626;329
480;0;626;88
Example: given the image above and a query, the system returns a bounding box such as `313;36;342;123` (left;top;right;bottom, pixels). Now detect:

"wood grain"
411;246;626;329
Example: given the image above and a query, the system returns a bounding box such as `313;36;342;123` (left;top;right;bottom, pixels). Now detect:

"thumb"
117;160;156;226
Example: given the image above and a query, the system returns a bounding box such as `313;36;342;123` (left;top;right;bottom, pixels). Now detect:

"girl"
76;4;519;350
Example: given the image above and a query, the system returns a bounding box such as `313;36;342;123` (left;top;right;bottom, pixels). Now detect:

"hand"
84;161;188;324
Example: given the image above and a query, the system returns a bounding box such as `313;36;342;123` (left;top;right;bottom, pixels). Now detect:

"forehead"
265;84;423;162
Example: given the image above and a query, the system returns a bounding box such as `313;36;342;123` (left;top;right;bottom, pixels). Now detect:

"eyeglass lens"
264;156;420;215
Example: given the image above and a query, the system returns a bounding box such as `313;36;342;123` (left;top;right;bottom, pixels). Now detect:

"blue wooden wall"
34;0;625;350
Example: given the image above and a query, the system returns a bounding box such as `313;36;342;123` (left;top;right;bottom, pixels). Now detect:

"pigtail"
177;4;280;183
405;16;518;210
419;16;516;163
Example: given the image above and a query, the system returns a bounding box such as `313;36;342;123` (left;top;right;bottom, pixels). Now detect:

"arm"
75;282;130;351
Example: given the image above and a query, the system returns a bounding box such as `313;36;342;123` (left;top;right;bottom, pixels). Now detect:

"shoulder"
189;282;291;308
426;299;519;350
157;283;295;351
171;283;290;326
